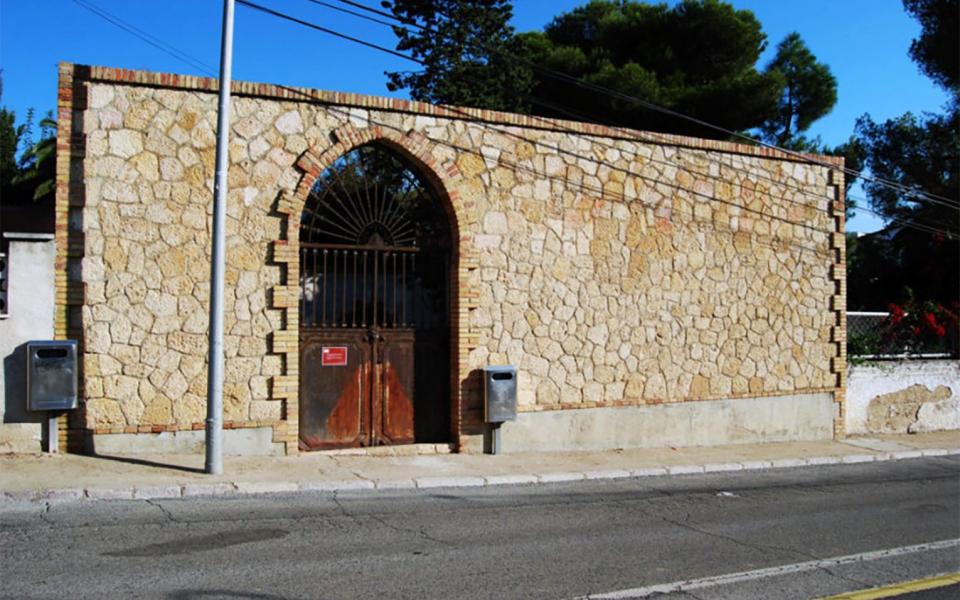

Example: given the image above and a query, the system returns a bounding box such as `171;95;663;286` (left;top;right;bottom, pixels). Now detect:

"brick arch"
268;123;478;454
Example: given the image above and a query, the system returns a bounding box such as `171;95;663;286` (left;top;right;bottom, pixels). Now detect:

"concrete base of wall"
88;427;285;456
0;423;43;453
462;393;835;454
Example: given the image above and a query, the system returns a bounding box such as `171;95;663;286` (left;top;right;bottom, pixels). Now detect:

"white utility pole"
205;0;235;475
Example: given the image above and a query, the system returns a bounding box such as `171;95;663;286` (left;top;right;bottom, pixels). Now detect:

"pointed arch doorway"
298;143;452;450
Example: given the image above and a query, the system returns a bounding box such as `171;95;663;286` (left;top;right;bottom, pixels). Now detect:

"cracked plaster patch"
866;384;955;434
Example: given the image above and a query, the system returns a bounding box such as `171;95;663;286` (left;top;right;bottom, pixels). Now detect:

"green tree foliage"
846;0;959;309
383;0;533;113
854;110;957;223
1;73;28;203
0;106;25;203
518;0;786;139
12;114;56;202
760;32;837;148
850;109;958;307
903;0;958;95
0;73;56;206
384;1;838;143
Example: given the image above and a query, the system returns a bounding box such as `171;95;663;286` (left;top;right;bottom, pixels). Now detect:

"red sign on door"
321;346;348;367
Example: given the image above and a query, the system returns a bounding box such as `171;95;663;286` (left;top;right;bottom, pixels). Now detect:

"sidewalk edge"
3;447;958;505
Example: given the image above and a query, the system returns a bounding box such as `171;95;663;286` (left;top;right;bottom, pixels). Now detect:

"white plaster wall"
846;360;960;434
0;234;56;452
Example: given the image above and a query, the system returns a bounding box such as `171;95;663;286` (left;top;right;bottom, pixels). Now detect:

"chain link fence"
848;310;959;358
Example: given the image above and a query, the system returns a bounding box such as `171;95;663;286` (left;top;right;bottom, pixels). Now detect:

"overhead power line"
243;0;957;239
69;0;958;241
524;95;956;239
323;0;959;211
73;0;217;76
63;0;840;255
236;0;420;64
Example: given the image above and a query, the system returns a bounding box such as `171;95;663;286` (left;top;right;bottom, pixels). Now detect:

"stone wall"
56;64;846;454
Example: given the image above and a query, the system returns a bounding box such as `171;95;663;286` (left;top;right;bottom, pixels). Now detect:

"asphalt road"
1;456;958;600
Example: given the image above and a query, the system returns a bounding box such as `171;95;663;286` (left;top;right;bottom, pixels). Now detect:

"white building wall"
0;233;56;453
846;360;959;435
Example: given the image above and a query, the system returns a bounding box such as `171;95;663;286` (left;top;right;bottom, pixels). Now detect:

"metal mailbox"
26;340;78;412
483;365;517;423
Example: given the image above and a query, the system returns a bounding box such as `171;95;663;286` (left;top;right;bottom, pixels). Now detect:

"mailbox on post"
26;340;78;453
483;365;517;423
483;365;517;454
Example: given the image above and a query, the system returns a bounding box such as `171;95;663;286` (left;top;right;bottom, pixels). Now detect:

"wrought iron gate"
298;144;450;450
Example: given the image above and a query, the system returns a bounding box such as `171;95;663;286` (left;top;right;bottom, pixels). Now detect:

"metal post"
491;423;502;455
205;0;235;476
46;413;58;454
484;422;502;455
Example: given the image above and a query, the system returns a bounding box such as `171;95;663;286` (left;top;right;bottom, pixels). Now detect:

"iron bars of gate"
300;244;417;330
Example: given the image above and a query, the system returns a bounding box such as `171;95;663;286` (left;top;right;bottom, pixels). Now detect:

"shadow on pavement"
90;453;205;474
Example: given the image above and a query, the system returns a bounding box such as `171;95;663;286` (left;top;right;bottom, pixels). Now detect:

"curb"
2;448;958;506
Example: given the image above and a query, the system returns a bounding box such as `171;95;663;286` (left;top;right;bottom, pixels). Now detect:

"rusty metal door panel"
376;329;415;445
299;330;369;450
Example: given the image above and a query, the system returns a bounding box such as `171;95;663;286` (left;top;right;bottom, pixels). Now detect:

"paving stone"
703;463;745;473
414;476;486;489
233;481;299;494
739;460;774;470
631;467;669;477
181;483;237;497
768;458;808;469
40;489;86;503
373;479;417;490
299;480;375;492
806;456;842;466
840;454;877;464
133;485;183;500
583;469;632;480
85;487;136;500
665;465;705;475
536;472;586;483
484;474;539;486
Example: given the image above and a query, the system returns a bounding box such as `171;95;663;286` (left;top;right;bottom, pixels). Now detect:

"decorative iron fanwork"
300;144;436;248
299;143;450;330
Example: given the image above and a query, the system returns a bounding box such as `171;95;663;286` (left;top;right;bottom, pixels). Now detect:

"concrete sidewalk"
2;431;958;503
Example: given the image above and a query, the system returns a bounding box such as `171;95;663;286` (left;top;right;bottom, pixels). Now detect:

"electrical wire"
73;0;217;76
316;104;836;258
523;95;957;239
327;0;960;211
236;0;421;64
69;0;958;242
305;0;403;30
259;0;956;239
360;0;960;210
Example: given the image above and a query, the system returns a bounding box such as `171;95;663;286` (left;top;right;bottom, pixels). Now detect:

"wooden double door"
299;327;415;449
297;245;450;450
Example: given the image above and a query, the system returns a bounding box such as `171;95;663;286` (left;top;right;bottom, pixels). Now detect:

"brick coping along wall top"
54;62;847;454
66;63;844;167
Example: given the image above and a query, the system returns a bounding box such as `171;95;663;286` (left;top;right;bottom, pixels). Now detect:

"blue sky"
1;1;951;232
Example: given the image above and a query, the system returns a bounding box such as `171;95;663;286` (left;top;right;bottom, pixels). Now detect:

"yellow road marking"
819;573;960;600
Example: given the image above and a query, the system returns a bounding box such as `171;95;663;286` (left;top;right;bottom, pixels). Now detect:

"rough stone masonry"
51;63;847;455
